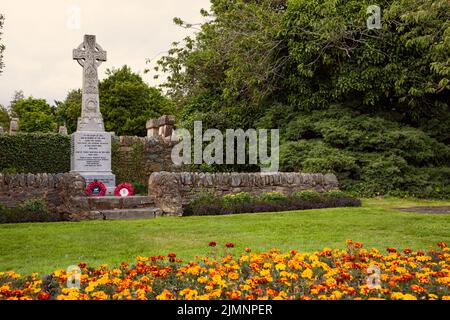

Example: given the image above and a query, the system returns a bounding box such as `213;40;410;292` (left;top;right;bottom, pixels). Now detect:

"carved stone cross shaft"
73;35;107;131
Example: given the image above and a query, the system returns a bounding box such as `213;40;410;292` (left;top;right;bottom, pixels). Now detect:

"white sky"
0;0;210;107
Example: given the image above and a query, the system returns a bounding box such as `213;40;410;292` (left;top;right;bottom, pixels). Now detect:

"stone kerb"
148;172;340;216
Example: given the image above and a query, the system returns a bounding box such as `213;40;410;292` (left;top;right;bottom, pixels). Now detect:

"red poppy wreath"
86;180;107;197
114;182;134;197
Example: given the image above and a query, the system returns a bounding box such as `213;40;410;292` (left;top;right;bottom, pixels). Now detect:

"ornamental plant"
0;242;449;300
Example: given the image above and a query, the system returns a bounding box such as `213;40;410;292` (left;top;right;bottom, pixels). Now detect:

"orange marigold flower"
37;292;50;300
245;247;252;253
386;248;397;253
437;242;447;248
78;262;87;269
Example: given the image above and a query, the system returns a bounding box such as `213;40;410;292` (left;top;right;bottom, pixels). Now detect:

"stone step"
91;207;163;221
74;196;155;211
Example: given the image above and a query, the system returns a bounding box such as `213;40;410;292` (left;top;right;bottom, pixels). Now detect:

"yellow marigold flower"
301;268;313;279
437;277;450;285
156;289;174;300
326;277;337;288
260;269;271;277
331;291;342;300
275;263;286;271
85;283;97;293
228;272;239;280
391;292;417;300
92;291;109;300
197;276;208;284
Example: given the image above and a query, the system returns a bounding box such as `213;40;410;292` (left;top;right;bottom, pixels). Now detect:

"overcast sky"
0;0;210;107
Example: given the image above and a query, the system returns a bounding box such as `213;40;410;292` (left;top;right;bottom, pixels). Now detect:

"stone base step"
91;207;163;221
74;196;155;211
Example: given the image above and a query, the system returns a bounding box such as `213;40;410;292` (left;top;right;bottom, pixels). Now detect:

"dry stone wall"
148;172;340;216
0;173;85;219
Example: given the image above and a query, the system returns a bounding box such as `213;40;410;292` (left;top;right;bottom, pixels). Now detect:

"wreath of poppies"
86;180;107;197
114;182;134;197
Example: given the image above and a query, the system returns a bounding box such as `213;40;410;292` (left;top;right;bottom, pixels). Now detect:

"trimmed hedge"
184;191;361;216
0;133;71;173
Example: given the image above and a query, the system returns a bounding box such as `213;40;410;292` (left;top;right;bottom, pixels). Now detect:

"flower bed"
184;191;361;216
1;241;449;300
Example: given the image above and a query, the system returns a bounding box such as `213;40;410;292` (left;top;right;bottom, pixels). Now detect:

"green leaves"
13;97;57;133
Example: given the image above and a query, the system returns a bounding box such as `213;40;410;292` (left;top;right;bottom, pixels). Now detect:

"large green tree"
12;97;57;133
55;89;81;134
100;66;174;136
155;0;450;198
57;66;174;136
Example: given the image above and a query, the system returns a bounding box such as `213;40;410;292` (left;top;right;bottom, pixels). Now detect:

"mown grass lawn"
1;197;449;275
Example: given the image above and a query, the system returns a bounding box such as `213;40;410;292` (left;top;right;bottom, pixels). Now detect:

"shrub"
0;133;71;173
20;197;48;213
0;197;62;224
132;181;148;196
223;192;252;206
258;192;287;202
184;191;223;216
291;191;321;202
186;191;361;216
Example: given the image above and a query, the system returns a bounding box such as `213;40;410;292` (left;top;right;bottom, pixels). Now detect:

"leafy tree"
155;0;450;198
100;66;174;136
57;66;174;136
55;89;81;134
12;97;57;133
0;14;5;74
284;0;450;124
9;90;25;116
156;0;287;130
0;104;9;131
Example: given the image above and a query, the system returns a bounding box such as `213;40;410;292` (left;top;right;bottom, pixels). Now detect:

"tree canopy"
12;97;57;133
56;66;174;135
154;0;450;198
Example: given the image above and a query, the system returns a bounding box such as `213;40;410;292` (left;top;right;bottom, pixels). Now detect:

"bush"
258;192;288;202
281;108;450;199
0;197;62;224
132;181;148;196
20;197;48;213
223;192;252;206
292;191;321;202
0;133;70;173
185;191;361;216
0;208;61;224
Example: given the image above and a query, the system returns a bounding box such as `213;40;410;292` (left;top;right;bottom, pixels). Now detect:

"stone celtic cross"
73;35;107;131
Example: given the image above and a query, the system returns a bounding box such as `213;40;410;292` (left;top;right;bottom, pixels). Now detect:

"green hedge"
0;133;71;173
